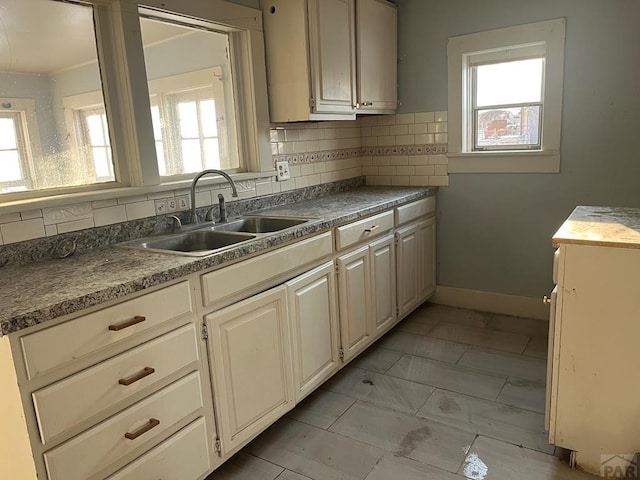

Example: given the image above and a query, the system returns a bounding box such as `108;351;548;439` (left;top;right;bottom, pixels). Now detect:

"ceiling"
0;0;188;75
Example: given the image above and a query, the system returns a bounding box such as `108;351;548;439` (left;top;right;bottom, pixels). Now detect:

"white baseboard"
430;286;549;320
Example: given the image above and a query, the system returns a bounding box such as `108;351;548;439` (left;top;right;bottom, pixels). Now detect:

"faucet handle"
205;206;216;223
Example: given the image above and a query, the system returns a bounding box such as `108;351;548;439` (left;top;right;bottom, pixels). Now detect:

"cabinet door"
396;224;420;319
308;0;357;114
337;245;372;363
418;217;436;302
545;286;557;433
206;286;293;453
370;234;396;337
286;262;340;402
356;0;397;113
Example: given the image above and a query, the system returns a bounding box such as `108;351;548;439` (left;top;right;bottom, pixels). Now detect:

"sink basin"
121;230;256;256
214;216;310;233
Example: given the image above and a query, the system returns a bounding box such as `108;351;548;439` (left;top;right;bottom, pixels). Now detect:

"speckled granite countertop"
0;186;434;335
553;206;640;248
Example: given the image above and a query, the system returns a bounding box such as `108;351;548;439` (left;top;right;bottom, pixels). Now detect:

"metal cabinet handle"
364;225;380;233
543;296;552;304
124;418;160;440
119;367;155;386
361;101;373;106
108;315;146;331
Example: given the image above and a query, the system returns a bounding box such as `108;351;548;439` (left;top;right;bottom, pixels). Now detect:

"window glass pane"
0;151;23;182
204;138;220;169
92;148;111;178
0;0;116;195
86;114;106;146
181;139;202;172
139;13;240;177
0;117;18;149
200;100;218;137
475;106;541;149
476;58;543;107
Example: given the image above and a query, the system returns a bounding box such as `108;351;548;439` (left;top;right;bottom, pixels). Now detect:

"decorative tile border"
272;143;448;166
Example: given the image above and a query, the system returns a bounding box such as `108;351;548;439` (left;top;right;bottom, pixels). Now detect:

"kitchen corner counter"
0;186;434;335
552;205;640;248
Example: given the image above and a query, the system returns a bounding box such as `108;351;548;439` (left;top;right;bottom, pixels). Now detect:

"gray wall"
398;0;640;298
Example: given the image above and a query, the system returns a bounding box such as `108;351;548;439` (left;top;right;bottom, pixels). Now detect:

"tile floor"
207;303;600;480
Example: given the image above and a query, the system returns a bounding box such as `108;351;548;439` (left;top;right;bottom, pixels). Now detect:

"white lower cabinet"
336;232;397;363
106;418;211;480
370;234;396;337
418;216;436;301
205;286;294;455
396;223;420;319
286;262;340;402
336;244;373;363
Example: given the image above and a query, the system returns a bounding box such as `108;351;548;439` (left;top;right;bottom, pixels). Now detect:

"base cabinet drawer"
335;211;394;250
21;281;194;380
43;372;204;480
33;324;200;444
106;418;211;480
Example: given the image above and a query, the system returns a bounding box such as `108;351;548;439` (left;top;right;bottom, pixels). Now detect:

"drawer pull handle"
124;418;160;440
364;225;380;233
119;367;155;386
108;315;146;331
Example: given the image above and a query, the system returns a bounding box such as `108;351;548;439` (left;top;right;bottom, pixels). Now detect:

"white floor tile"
496;377;546;413
459;436;599;479
206;452;283;480
377;331;468;363
428;322;530;354
387;354;507;400
286;389;355;429
350;346;404;373
323;367;434;415
417;389;553;453
330;401;476;473
365;455;464;480
245;418;385;480
457;349;547;382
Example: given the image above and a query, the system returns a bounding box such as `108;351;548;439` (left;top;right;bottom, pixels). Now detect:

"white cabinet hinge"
396;306;400;316
214;437;222;455
394;232;399;245
309;98;316;108
335;262;340;275
339;347;344;360
201;322;209;341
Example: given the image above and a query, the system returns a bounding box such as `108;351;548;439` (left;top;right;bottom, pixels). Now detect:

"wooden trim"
431;285;549;320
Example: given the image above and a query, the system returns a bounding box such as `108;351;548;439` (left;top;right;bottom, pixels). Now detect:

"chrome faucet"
190;169;238;224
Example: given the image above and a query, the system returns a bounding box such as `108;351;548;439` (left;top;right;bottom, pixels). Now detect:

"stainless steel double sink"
118;216;312;256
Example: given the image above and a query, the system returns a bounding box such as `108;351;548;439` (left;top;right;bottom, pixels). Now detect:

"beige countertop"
552;206;640;248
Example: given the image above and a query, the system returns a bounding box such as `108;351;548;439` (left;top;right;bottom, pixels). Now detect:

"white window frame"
0;0;272;212
447;18;566;173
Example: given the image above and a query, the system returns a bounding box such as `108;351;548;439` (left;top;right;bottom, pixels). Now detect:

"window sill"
447;151;560;174
0;171;276;215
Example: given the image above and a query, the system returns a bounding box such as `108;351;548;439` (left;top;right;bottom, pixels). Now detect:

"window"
0;0;117;196
447;19;566;173
139;13;242;178
0;110;31;193
0;0;271;208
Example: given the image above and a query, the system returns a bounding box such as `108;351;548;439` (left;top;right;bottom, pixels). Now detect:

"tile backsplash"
0;111;448;246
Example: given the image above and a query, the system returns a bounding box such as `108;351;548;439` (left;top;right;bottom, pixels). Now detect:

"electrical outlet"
177;195;190;211
154;199;167;215
167;198;177;212
276;160;290;181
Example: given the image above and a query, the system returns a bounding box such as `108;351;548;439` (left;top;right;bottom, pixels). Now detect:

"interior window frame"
447;18;566;174
0;0;272;211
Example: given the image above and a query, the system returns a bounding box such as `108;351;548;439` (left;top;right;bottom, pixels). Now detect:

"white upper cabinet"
356;0;398;113
261;0;397;122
